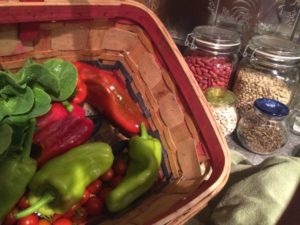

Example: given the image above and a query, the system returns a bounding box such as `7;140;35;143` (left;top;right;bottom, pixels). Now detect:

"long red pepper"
70;78;87;105
73;62;149;136
33;102;94;166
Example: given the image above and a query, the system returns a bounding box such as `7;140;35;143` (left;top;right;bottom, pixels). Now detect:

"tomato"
18;195;29;210
71;207;87;224
87;179;102;194
112;159;128;176
109;176;123;188
38;219;51;225
85;196;104;216
17;214;39;225
53;214;62;222
80;189;91;205
158;168;164;180
100;168;114;182
98;187;112;200
3;209;18;225
53;218;73;225
59;203;80;219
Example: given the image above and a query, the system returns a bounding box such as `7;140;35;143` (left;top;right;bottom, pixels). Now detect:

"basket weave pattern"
0;1;230;224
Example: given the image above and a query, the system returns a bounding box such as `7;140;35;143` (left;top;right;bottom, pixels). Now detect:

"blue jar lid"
254;98;289;117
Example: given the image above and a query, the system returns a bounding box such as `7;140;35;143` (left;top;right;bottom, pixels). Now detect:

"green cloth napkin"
190;150;300;225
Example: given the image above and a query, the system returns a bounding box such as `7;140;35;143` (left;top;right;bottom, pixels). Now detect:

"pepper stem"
15;193;55;219
23;118;36;159
62;101;73;112
140;123;148;139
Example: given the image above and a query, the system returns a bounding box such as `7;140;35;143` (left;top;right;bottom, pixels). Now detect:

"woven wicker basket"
0;1;230;224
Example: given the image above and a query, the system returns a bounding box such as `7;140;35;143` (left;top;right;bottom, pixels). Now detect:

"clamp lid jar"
184;26;241;91
244;35;300;65
205;87;238;137
185;26;241;54
233;35;300;117
289;102;300;135
237;98;289;154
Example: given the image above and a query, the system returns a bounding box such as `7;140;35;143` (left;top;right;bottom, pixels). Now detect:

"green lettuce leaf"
44;59;78;101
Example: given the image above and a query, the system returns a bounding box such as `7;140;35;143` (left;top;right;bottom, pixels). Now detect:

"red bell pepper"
33;102;94;166
36;103;69;128
73;62;149;136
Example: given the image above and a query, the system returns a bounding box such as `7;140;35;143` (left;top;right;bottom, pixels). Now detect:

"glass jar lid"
245;35;300;63
205;87;236;106
254;98;289;118
185;26;241;53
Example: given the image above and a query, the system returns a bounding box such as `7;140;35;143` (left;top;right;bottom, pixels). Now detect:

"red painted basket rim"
0;1;230;224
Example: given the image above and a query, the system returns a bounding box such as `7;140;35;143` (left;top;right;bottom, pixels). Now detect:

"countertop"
227;131;300;165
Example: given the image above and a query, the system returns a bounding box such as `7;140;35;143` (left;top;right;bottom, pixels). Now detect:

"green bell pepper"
105;123;162;212
15;142;114;219
0;119;37;223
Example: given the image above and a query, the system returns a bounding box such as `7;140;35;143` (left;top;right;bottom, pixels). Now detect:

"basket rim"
0;1;231;223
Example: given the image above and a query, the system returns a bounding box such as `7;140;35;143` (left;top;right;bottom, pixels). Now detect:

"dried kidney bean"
185;55;233;91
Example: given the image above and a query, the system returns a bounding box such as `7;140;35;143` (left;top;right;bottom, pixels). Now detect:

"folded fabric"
190;150;300;225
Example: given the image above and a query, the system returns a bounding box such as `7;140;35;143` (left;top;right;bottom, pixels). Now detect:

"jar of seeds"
233;35;300;118
237;98;289;154
184;26;241;91
205;87;238;136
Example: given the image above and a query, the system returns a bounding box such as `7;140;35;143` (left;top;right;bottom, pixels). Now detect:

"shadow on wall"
157;0;210;45
154;0;300;46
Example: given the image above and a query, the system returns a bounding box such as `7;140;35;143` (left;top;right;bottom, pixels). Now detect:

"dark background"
140;0;300;47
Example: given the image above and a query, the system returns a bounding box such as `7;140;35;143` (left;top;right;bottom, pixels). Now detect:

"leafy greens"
0;58;77;156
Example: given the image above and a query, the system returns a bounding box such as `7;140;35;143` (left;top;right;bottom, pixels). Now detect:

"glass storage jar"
237;98;289;154
184;26;241;91
289;86;300;135
205;87;238;136
233;35;300;118
289;103;300;135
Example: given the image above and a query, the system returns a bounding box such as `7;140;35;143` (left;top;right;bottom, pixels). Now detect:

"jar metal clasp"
242;45;260;63
241;44;249;57
185;33;197;49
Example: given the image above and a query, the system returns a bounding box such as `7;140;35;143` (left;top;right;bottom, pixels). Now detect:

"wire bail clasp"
242;44;257;62
185;33;197;49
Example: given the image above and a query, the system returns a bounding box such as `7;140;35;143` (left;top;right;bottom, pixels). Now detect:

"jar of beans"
204;87;238;136
237;98;289;154
233;35;300;118
184;26;241;91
